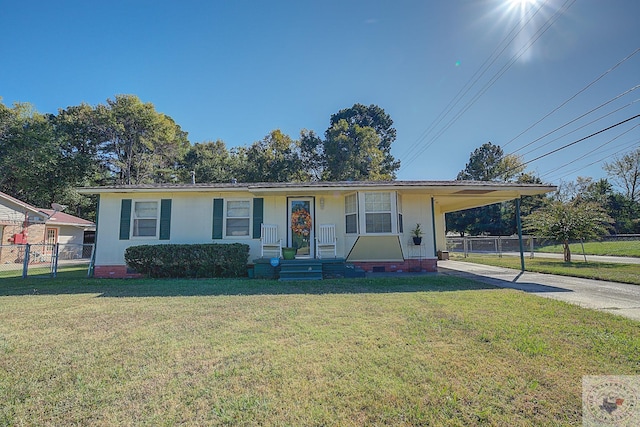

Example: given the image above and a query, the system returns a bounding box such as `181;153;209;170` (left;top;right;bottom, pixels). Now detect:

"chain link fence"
446;234;640;258
0;243;94;278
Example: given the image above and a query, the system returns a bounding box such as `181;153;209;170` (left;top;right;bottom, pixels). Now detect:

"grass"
1;276;639;426
536;240;640;258
451;253;640;285
0;263;91;279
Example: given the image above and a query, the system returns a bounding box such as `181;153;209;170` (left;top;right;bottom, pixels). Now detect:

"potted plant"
282;247;296;260
411;223;423;245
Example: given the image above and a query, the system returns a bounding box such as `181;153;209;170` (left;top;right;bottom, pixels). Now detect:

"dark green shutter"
159;199;171;240
252;198;264;238
119;199;132;240
212;198;223;239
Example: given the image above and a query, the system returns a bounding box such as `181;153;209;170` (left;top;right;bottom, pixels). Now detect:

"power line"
538;124;639;180
515;115;640;172
545;137;640;181
518;97;639;158
402;0;576;170
398;0;549;161
503;47;640;148
508;86;640;156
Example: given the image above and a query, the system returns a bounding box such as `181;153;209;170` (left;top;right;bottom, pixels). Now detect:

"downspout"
430;196;437;257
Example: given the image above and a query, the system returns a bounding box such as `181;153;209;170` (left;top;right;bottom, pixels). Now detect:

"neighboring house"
0;192;95;264
78;180;555;278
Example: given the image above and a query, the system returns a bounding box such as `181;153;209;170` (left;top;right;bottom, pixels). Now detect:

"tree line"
0;95;399;219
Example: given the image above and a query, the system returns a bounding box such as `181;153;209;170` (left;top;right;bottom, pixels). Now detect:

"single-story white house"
0;191;95;264
78;180;555;278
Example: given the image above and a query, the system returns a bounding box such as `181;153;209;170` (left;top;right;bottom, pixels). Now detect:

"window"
225;200;250;237
347;191;399;235
364;192;392;233
133;201;158;237
345;193;358;234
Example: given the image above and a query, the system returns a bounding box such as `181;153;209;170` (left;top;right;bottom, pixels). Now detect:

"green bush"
124;243;250;278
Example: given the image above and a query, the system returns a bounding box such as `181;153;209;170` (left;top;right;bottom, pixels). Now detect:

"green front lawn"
537;240;640;257
1;277;638;426
451;253;640;285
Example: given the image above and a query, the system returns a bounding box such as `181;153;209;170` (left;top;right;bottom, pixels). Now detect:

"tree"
327;104;400;179
94;95;189;185
447;142;527;236
240;130;305;182
323;120;389;181
456;142;524;181
179;140;238;183
562;176;640;234
524;199;613;262
0;102;65;207
604;148;640;203
299;129;324;181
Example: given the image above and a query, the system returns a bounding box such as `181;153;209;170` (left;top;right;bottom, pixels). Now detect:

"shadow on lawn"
0;274;500;297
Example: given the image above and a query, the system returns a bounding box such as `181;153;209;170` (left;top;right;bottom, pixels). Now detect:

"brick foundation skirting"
93;265;142;279
95;258;438;278
352;258;438;273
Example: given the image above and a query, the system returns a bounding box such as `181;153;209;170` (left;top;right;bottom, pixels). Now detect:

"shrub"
124;243;250;278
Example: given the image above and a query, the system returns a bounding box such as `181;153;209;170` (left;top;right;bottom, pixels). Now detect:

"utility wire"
518;97;639;158
402;0;576;170
508;86;640;156
399;0;549;160
545;137;640;181
505;115;640;177
503;47;640;148
538;124;639;179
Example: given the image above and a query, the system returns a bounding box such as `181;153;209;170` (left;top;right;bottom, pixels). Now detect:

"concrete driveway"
438;260;640;322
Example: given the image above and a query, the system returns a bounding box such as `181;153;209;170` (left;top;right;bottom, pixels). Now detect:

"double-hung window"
225;200;251;237
364;192;393;233
133;201;159;237
347;192;400;235
345;193;358;234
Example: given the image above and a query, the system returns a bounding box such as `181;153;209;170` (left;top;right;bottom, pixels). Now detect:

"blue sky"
1;0;638;187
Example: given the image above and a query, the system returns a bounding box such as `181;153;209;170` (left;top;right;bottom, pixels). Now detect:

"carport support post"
516;198;525;272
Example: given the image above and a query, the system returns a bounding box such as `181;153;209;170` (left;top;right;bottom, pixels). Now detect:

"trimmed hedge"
124;243;250;278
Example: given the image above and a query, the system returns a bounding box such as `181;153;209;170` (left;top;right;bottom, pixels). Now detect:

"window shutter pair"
119;199;171;240
212;198;263;239
118;197;263;241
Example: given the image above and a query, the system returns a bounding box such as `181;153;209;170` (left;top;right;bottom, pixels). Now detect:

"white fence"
0;243;94;278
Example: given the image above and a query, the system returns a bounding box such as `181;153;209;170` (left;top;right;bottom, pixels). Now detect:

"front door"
288;198;314;258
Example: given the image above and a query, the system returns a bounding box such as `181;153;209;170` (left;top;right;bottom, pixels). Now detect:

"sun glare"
507;0;538;8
